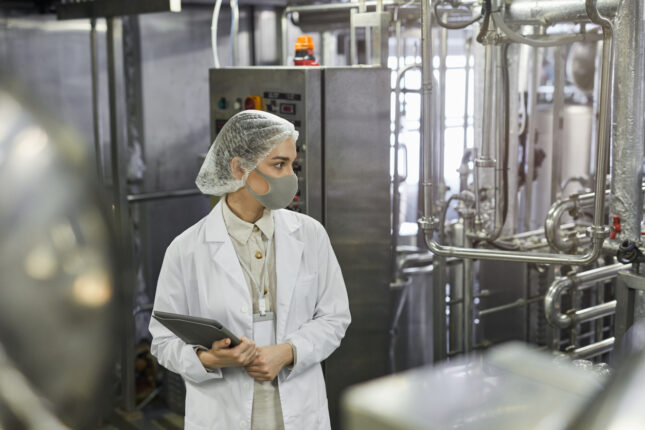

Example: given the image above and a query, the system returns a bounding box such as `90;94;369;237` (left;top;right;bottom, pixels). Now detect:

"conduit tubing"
544;263;629;329
421;0;613;266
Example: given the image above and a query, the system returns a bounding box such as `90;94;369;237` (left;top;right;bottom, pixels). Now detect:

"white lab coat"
149;201;351;430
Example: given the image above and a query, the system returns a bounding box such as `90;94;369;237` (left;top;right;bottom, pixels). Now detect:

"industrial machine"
3;0;645;428
209;66;392;425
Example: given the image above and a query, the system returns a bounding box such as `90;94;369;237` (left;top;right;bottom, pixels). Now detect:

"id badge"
253;311;276;347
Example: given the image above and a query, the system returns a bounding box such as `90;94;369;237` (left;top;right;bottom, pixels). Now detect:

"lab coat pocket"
294;274;317;322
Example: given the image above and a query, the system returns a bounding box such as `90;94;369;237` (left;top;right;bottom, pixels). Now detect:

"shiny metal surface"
506;0;618;26
609;0;644;242
421;0;614;266
343;343;601;430
569;337;615;359
322;67;391;423
615;271;645;351
0;87;117;428
544;263;629;329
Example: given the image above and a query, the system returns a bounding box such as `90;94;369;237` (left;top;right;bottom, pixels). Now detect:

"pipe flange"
475;157;497;168
586;225;611;240
418;216;440;232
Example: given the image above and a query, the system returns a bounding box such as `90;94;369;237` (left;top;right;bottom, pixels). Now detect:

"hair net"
196;110;299;196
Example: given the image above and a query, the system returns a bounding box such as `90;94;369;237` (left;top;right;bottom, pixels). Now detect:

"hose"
211;0;223;68
230;0;239;66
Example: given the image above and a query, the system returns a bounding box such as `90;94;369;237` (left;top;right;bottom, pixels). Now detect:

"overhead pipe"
507;0;617;26
544;263;629;329
420;0;613;266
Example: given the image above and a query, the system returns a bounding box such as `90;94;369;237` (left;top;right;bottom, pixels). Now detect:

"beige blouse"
222;200;284;430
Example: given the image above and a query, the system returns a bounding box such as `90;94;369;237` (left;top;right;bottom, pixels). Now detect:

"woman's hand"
197;337;258;369
244;343;294;382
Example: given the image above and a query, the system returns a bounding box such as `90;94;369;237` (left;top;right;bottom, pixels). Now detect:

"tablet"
152;311;242;349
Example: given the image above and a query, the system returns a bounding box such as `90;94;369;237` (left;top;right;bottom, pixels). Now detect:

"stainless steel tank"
531;104;593;229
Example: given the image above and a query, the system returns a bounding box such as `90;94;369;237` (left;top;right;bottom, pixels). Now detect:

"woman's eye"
275;162;284;168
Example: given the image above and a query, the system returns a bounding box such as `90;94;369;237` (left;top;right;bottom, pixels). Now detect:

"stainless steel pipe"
545;184;645;252
545;191;598;253
544;263;629;329
507;0;618;26
392;63;422;279
421;0;435;219
421;0;613;266
570;337;615;359
575;300;616;325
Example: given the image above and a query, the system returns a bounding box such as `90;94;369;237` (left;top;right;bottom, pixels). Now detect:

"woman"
149;110;351;430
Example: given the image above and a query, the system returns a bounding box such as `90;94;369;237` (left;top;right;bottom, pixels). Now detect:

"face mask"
245;168;298;210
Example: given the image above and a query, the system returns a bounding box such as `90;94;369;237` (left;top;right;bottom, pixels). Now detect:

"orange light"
295;35;315;51
244;96;263;110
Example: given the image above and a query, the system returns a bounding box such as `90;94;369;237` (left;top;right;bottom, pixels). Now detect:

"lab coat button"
255;251;263;259
243;382;249;388
240;420;246;427
241;306;248;313
253;225;259;233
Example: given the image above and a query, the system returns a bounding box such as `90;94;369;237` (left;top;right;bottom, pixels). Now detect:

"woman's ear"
231;157;245;180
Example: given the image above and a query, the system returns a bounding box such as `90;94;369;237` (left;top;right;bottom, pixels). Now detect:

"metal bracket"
57;0;181;20
350;10;392;66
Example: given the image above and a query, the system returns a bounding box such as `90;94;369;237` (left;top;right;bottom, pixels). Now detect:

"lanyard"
237;236;272;316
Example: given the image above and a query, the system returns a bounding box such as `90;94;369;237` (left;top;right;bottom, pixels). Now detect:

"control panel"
209;68;322;221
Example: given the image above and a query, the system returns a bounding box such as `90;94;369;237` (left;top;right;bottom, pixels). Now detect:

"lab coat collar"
221;197;275;243
204;200;300;242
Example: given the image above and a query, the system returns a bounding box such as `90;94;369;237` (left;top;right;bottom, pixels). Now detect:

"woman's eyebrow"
271;156;291;161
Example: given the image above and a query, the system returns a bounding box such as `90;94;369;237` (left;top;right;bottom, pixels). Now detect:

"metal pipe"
551;46;565;203
492;8;600;47
463;38;471;159
575;299;616;324
90;17;103;184
393;63;423;280
478;295;544;317
524;43;540;231
421;0;434;219
439;25;448;203
421;0;613;266
229;0;239;66
544;263;629;329
545;191;596;253
545;184;645;252
507;0;618;26
280;10;288;65
609;0;644;242
569;337;614;359
127;188;203;204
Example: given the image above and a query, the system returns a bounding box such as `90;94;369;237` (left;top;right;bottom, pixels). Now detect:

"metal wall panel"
322;67;392;426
